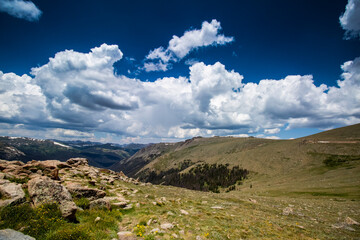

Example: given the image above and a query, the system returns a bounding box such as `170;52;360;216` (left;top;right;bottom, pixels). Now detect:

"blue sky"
0;0;359;143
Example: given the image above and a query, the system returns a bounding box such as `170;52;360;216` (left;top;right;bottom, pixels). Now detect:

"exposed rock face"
67;187;106;200
28;176;77;221
0;229;35;240
0;179;25;207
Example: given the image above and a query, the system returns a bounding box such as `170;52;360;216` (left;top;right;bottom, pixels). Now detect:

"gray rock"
0;179;25;207
89;198;111;210
160;223;174;230
28;176;77;221
117;231;137;240
0;229;35;240
66;158;89;166
67;187;106;200
282;207;293;216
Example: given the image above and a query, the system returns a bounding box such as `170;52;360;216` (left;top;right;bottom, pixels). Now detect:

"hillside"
113;124;360;197
0;137;145;169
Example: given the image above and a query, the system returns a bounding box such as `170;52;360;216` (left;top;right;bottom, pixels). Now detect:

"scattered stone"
282;207;293;216
201;201;207;204
249;198;257;203
0;229;35;240
180;209;189;215
172;233;179;238
117;231;137;240
147;218;152;226
67;187;106;200
161;223;174;230
123;203;133;210
66;158;89;166
95;216;101;223
345;217;359;225
211;206;223;209
112;201;128;208
135;203;140;208
89;198;111;210
0;179;26;207
179;230;185;235
196;236;203;240
167;211;175;216
28;176;77;221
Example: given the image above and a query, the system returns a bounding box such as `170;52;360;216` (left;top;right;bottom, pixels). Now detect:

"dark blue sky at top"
0;0;359;86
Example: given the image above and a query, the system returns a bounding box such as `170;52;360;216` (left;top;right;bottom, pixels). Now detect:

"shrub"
74;197;90;209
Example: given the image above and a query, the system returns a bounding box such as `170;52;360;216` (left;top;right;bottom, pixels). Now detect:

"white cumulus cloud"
0;0;42;21
144;19;234;72
340;0;360;39
0;44;359;143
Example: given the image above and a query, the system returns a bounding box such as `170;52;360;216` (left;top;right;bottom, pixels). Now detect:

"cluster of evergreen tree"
140;161;249;193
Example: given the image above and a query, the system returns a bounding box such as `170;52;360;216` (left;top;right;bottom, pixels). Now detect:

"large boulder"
0;229;35;240
0;179;25;207
28;176;77;221
67;187;106;201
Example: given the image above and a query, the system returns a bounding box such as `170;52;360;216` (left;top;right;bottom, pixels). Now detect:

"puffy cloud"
144;19;234;72
167;19;234;59
264;128;280;134
0;44;359;143
0;0;42;21
0;71;47;123
340;0;360;38
143;61;171;72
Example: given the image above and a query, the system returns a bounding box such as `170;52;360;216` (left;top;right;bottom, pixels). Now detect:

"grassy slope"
135;124;360;198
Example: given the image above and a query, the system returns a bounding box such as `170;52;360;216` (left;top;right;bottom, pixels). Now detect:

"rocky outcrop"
0;229;35;240
0;179;25;207
67;187;106;200
28;176;77;221
66;158;89;166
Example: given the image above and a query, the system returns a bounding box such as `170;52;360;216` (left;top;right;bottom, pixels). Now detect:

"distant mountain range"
0;136;147;169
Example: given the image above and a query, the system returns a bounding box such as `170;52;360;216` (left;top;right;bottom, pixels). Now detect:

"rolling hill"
112;124;360;197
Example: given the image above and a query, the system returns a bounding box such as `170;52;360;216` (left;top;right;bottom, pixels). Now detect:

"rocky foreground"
0;158;146;239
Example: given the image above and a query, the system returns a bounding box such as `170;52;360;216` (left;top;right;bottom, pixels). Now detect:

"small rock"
172;233;179;238
117;231;137;240
161;223;174;230
196;236;203;240
282;207;293;216
0;229;35;240
89;198;111;210
179;230;185;235
180;209;189;215
112;201;128;208
345;217;360;225
167;211;175;216
147;218;152;226
249;198;257;203
211;206;223;209
95;216;101;223
123;203;133;209
135;203;140;208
